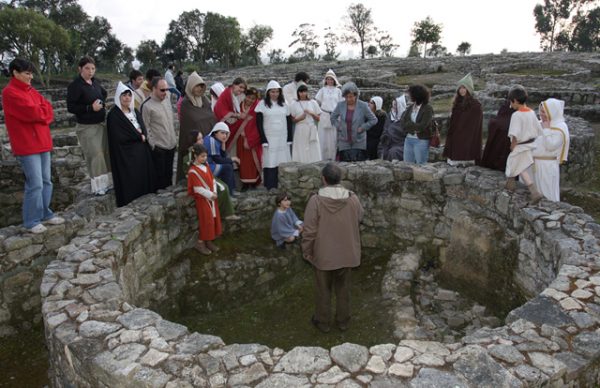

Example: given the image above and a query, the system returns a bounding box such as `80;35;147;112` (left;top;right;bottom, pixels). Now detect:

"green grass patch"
430;97;453;113
506;68;566;77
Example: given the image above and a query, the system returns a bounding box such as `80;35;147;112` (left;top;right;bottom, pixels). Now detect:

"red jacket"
2;77;54;156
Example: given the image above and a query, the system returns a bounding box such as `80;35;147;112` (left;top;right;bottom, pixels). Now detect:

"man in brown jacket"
302;163;364;332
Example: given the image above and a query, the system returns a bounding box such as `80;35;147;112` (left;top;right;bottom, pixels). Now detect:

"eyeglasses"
159;88;168;92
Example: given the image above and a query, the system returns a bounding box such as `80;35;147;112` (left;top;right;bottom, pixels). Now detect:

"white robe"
255;100;291;168
315;86;343;160
532;99;569;201
291;100;322;163
505;109;543;177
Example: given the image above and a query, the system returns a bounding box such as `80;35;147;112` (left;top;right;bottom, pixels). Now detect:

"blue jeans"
16;152;54;228
169;87;182;101
403;137;430;165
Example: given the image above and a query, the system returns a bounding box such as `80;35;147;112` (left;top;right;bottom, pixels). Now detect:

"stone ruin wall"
38;161;600;387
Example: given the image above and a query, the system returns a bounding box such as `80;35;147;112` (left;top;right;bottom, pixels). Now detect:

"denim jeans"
403;137;430;165
16;152;54;228
169;87;182;101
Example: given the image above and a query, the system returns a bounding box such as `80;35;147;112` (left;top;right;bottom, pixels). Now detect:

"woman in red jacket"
2;58;64;233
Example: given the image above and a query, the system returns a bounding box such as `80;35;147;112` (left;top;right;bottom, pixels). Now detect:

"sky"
79;0;544;58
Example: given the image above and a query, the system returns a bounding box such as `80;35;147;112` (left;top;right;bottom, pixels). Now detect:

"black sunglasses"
159;88;168;92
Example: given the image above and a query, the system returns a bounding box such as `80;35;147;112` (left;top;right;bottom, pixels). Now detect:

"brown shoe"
527;184;543;205
205;240;220;252
195;241;212;255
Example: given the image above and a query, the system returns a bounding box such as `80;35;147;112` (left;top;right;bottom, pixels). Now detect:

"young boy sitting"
204;122;240;195
271;192;303;249
504;85;543;204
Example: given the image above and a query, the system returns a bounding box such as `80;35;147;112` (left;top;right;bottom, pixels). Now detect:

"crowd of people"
2;56;572;333
3;57;570;234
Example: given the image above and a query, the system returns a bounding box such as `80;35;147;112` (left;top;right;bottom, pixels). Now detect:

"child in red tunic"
187;143;222;255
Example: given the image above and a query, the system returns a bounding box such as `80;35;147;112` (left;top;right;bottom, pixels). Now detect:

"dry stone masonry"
38;161;600;387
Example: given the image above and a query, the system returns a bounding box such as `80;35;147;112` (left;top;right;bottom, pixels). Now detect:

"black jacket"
67;76;107;124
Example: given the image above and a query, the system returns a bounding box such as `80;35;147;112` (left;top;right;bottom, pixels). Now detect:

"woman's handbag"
429;121;441;148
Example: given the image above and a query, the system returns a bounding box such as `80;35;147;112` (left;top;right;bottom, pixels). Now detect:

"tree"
407;43;421;57
569;6;600;51
243;24;273;65
268;49;285;64
98;34;123;72
366;45;378;58
411;16;442;58
344;3;374;59
203;12;241;68
322;27;340;61
136;40;160;70
456;41;472;56
426;43;448;57
163;10;206;63
288;23;319;62
374;29;398;57
533;0;592;51
0;6;69;86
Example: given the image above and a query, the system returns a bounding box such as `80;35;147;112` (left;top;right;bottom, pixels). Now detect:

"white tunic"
291;100;322;163
315;86;343;160
255;100;291;168
505;109;542;177
532;99;569;201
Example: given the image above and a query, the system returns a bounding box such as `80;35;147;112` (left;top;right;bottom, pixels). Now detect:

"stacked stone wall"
40;161;600;387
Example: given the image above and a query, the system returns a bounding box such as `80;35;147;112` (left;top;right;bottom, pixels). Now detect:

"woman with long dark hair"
401;84;434;165
443;73;483;165
255;80;292;190
66;56;112;195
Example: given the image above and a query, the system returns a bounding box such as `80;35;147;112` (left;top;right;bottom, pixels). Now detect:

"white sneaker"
28;224;47;234
46;216;65;225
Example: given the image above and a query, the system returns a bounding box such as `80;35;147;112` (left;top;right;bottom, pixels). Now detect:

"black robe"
367;110;387;160
106;107;157;207
479;101;514;172
378;114;406;161
443;99;483;162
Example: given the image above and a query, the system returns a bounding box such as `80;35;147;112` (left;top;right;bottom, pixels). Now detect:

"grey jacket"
330;100;377;151
141;96;177;150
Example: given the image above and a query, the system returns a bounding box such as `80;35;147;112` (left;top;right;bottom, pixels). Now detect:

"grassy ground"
506;68;567;77
394;73;486;90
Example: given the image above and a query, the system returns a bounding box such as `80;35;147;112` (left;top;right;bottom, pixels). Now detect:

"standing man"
141;77;177;190
301;163;364;333
164;64;181;101
126;69;144;107
2;58;64;233
282;71;310;106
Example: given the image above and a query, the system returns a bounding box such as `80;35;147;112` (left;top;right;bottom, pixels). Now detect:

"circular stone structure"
41;161;600;387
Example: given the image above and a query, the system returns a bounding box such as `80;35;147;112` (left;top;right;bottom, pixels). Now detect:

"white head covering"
266;80;282;92
209;121;230;136
210;82;226;111
391;95;407;122
540;98;569;162
323;69;340;87
370;96;383;111
114;81;133;112
185;71;206;108
210;82;225;97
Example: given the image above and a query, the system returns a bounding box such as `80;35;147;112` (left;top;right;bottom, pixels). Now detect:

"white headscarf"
210;82;225;110
322;69;340;87
266;80;282;92
540;98;570;162
209;121;230;136
185;72;206;108
391;95;407;121
370;96;383;111
114;81;133;112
